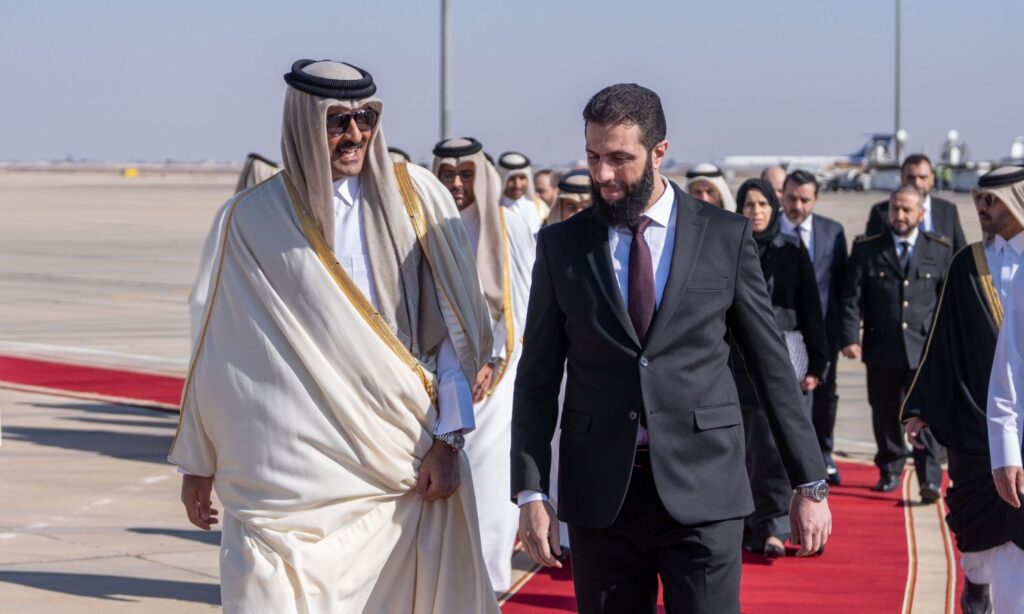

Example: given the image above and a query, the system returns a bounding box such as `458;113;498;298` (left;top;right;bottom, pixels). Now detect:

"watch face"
814;482;830;499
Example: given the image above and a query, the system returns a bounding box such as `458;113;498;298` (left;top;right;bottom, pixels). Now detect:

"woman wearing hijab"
732;178;829;558
685;162;736;210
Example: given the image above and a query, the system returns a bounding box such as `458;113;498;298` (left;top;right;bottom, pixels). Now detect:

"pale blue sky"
2;0;1020;166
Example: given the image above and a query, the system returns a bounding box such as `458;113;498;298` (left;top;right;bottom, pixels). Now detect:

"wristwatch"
794;480;830;502
435;431;465;453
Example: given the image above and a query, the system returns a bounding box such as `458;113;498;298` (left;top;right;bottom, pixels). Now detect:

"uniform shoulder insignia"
922;231;951;246
853;232;883;244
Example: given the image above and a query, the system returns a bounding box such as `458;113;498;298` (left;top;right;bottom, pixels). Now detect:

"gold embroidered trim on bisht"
971;242;1004;328
286;173;437;405
487;206;517;395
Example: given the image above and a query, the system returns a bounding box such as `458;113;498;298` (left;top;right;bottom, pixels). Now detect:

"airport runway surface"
0;169;979;611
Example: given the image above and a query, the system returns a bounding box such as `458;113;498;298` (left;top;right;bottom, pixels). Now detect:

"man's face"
326;105;374;181
437;161;476;210
782;182;817;224
764;168;787;200
585;122;665;204
975;191;1024;239
888;191;924;237
688;180;722;206
556;196;592;221
504;173;528;200
902;162;935;194
535;173;558;206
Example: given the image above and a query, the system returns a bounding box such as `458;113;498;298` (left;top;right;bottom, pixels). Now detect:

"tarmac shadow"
0;571;220;605
128;527;221;546
3;426;172;464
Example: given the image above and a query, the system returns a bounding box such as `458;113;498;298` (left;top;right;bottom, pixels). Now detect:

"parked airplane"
719;134;895;173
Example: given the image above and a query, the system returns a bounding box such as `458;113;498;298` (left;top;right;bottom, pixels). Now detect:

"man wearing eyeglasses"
901;166;1024;614
170;59;499;613
431;137;536;591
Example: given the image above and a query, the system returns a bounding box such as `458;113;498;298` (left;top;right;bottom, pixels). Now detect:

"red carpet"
0;354;183;409
502;462;909;613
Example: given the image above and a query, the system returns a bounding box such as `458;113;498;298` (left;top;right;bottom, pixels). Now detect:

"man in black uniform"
865;154;967;252
841;185;952;499
901;166;1024;614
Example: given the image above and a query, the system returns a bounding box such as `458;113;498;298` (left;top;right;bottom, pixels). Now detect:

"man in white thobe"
171;59;499;613
983;167;1024;614
497;150;547;235
432;137;535;591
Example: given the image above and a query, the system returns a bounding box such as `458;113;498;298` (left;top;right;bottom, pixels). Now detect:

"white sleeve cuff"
990;427;1024;470
433;371;475;435
516;490;549;507
176;466;194;476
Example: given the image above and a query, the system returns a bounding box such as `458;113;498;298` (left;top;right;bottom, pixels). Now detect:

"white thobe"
501;194;543;236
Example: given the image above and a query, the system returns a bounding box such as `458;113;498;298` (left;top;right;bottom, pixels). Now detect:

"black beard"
591;155;655;228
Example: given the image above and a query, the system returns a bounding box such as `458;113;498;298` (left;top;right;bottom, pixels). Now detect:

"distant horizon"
3;1;1020;167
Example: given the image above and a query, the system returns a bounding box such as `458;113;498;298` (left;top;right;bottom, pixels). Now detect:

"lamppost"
440;0;452;140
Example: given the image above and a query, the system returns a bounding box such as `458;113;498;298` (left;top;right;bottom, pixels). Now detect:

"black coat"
759;234;829;379
901;243;1024;552
865;196;967;253
807;214;848;356
510;183;825;528
841;231;953;370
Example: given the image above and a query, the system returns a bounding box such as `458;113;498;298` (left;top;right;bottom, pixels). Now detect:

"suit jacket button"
628;411;638;420
903;280;910;287
902;322;908;329
903;300;909;308
639;357;649;367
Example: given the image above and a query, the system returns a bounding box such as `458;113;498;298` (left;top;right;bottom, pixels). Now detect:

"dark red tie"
628;216;655;345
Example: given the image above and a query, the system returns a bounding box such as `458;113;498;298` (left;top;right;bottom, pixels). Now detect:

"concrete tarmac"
0;169;981;611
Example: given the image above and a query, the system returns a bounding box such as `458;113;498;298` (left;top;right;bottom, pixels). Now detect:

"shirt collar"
922;194;932;213
780;212;813;235
994;230;1024;257
892;226;919;247
643;177;674;228
334;175;361;209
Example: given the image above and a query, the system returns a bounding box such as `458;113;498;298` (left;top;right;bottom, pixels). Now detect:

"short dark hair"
535;169;560;184
901;154;933;173
582;83;666;150
783;169;819;196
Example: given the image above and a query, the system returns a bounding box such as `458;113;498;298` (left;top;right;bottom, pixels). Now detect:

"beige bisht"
170;60;498;613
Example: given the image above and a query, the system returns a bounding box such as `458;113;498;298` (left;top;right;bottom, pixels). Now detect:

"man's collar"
892;226;919;246
922;193;932;212
333;175;361;208
995;230;1024;256
780;213;813;233
643;177;674;228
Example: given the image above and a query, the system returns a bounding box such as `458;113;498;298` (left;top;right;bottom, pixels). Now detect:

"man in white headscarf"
498;151;547;234
188;153;282;342
686;163;736;210
432;137;536;591
170;59;499;613
546;170;593;224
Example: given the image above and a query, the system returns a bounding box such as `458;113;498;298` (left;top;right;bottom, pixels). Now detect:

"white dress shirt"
891;226;919;263
516;179;676;507
986;231;1024;470
780;213;814;262
333;176;474;435
920;195;934;234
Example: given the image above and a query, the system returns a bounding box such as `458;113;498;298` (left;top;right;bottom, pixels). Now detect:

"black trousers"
812;353;840;463
865;366;943;486
568;455;743;614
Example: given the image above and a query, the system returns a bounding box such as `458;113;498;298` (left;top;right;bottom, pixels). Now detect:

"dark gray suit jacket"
865;196;966;253
510;183;826;528
808;214;848;356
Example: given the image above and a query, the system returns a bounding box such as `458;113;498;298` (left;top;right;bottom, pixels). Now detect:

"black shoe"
763;536;786;559
920;483;942;504
871;474;900;492
960;581;992;614
826;463;841;486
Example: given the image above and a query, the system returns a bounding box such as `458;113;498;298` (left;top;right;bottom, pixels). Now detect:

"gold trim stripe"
971;242;1004;328
285;174;437;405
487;206;517;394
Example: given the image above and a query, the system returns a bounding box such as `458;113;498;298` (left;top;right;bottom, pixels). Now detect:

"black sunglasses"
326;108;378;134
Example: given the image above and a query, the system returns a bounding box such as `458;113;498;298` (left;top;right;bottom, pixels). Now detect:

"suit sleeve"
727;221;826;486
841;243;866;348
795;245;829;379
510;228;567;501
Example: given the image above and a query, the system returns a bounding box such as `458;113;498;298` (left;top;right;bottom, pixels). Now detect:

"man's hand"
181;474;219;530
800;375;819;392
841;344;861;359
518;500;562;568
992;466;1024;508
904;417;928;450
789;495;832;556
416;439;461;501
472;364;495;403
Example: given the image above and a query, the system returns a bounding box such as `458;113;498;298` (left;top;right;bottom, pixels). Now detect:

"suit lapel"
581;211;641;348
812;217;829;268
646;186;709;344
880;233;904;276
